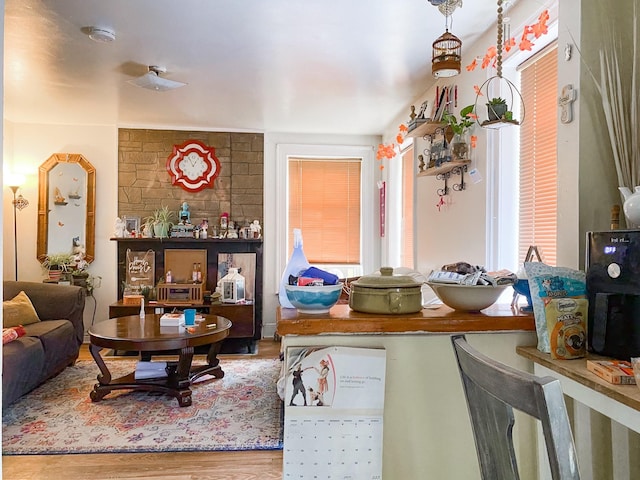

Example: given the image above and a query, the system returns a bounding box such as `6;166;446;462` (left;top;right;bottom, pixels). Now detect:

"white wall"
2;121;118;336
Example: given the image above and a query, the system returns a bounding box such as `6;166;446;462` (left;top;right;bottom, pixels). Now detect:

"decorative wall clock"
166;140;221;192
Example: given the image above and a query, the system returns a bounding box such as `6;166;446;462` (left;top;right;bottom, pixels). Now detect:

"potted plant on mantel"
441;104;475;161
146;205;175;239
42;252;74;281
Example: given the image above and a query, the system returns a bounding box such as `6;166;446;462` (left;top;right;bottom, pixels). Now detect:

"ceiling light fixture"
88;27;116;43
127;66;187;92
431;0;463;78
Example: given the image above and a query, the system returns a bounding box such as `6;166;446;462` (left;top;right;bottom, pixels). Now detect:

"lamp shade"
432;30;462;78
5;172;25;188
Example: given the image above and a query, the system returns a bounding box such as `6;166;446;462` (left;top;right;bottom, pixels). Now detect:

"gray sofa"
3;281;86;408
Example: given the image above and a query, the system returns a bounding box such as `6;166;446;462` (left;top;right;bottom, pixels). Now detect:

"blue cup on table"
184;309;196;326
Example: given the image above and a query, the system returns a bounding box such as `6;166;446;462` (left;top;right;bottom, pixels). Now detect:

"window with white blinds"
288;157;361;265
518;44;558;265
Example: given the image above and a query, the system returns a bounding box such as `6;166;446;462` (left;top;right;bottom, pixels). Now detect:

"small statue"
114;217;126;238
250;219;262;239
179;202;191;224
54;187;67;205
410;105;416;122
418;154;425;172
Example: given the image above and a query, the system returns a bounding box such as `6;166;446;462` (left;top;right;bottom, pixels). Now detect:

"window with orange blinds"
288;157;361;264
401;146;414;268
518;44;558;266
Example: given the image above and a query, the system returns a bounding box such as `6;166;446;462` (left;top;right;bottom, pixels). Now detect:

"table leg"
89;344;113;402
88;344;195;407
190;341;225;382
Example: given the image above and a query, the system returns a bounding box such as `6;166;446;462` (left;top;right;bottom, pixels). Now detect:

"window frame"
275;143;376;283
489;25;559;274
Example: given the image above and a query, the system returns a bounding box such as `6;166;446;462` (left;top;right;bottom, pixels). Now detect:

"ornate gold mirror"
37;153;96;263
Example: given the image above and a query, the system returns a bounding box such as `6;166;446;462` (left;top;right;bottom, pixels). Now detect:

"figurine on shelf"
179;202;191;224
200;219;209;239
227;222;238;239
54;187;67;205
114;217;126;238
250;219;262;239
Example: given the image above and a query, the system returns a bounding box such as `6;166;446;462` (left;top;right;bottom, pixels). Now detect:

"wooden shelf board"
417;159;471;177
406;121;453;142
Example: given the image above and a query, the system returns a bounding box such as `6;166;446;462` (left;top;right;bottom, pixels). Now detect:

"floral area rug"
2;358;284;455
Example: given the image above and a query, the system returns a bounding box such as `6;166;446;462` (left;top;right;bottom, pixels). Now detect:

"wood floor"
2;339;284;480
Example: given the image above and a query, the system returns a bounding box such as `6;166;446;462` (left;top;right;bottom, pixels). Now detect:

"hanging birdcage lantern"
432;30;462;78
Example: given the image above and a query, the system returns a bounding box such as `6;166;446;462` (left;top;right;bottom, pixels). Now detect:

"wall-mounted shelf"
406;121;453;143
417;160;471;196
480;119;520;129
417;159;471;178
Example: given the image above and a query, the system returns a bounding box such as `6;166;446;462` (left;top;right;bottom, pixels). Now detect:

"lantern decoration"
430;0;463;78
432;31;462;78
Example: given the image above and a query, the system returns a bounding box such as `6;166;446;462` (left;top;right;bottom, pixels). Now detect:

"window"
401;146;414;268
288;157;361;267
518;44;558;265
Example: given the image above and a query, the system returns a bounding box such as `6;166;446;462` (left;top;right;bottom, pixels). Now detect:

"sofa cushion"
23;320;79;371
2;335;46;406
3;291;41;328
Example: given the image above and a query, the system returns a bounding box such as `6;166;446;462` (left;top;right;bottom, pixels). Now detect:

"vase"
451;132;470;161
619;186;640;227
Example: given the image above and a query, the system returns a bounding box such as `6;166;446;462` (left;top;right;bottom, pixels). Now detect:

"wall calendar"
282;346;386;479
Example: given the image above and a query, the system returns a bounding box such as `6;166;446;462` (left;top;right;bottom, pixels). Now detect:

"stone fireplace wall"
118;129;263;230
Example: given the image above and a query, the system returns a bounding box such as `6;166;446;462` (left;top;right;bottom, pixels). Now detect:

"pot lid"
353;267;422;288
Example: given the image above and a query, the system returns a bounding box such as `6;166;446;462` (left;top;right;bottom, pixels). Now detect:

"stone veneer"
118;129;263;230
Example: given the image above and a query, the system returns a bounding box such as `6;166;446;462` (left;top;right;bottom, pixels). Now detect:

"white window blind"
519;44;558;265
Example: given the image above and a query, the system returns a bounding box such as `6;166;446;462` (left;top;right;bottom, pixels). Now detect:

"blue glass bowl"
512;279;533;312
284;283;343;314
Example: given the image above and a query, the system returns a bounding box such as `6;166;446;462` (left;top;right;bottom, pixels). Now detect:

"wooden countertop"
517;346;640;412
277;303;535;336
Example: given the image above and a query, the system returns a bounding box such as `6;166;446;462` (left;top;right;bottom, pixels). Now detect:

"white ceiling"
4;0;509;135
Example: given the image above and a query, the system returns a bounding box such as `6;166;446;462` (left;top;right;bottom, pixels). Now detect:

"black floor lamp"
7;178;29;281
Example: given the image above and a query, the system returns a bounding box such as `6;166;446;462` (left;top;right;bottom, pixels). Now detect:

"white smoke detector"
88;27;116;43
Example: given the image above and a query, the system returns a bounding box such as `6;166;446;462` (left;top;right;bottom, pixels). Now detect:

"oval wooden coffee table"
88;314;231;407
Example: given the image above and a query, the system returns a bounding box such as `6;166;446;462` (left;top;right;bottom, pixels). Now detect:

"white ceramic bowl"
426;282;509;312
284;283;344;314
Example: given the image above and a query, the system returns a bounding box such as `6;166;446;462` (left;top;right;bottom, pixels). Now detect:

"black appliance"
586;230;640;360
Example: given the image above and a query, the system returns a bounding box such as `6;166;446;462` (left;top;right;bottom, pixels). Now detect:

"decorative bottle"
278;229;311;308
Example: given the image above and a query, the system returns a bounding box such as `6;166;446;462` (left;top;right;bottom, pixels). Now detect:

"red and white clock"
166;140;221;192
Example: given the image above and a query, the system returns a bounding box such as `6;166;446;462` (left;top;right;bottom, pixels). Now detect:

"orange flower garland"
465;9;550;73
376;124;408;170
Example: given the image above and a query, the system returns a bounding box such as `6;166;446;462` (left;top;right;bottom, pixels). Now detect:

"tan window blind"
288;157;361;264
402;146;414;268
519;44;558;266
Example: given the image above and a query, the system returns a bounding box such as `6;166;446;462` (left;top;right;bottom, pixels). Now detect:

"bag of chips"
524;262;587;358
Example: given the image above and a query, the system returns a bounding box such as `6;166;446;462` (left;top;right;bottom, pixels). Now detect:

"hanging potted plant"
147;205;175;239
442;104;476;161
486;97;508;121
